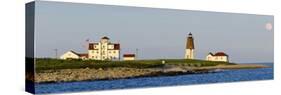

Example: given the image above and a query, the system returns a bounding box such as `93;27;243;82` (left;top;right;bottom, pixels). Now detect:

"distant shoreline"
33;64;269;83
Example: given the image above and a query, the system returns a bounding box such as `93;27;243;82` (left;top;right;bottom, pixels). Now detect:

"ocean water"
35;63;273;94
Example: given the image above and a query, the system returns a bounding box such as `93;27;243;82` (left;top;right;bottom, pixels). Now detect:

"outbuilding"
60;50;88;60
206;52;229;62
123;54;136;61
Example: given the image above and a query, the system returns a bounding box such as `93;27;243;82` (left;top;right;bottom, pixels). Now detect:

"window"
92;51;94;53
109;51;111;53
113;51;116;53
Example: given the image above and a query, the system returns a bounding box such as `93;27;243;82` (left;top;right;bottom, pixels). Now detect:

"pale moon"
265;23;273;31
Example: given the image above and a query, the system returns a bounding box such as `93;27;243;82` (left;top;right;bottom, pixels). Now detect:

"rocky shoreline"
34;64;269;83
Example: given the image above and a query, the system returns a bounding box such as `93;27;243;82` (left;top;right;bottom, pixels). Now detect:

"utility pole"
85;38;90;50
54;49;58;59
118;40;121;61
119;48;121;61
136;48;139;60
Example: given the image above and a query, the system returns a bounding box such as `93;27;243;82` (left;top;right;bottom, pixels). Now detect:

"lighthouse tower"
185;33;195;59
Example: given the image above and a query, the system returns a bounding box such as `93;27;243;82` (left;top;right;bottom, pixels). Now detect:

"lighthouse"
185;33;195;59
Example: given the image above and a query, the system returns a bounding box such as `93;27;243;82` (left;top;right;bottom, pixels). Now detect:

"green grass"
132;59;234;67
35;58;235;71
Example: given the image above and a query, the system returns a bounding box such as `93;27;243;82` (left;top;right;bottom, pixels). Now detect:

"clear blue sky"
34;1;274;63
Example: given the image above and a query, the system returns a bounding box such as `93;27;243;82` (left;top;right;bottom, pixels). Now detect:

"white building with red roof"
60;36;120;60
88;36;120;60
123;54;136;61
206;52;229;62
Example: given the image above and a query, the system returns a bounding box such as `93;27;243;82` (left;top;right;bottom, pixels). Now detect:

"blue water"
35;63;273;94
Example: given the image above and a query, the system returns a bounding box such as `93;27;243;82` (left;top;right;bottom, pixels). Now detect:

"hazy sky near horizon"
34;1;274;63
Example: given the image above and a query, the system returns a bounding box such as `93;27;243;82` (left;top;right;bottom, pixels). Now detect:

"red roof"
113;44;120;50
214;52;228;56
88;43;98;50
78;54;88;58
88;43;94;50
123;54;135;57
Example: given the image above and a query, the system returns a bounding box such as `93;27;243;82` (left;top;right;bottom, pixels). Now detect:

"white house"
60;36;120;60
88;36;120;60
206;52;229;62
123;54;135;61
185;33;195;59
60;50;88;60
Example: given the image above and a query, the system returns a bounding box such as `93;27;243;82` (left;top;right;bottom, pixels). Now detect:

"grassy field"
35;58;235;71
